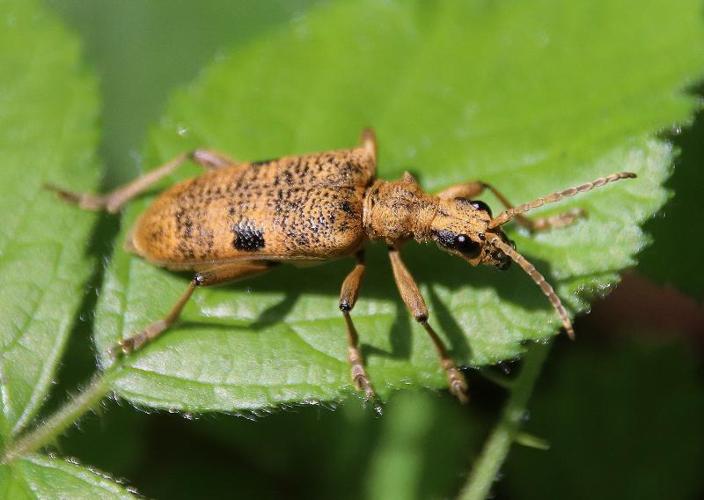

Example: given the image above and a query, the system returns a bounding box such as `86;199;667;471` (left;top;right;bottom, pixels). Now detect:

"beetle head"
428;171;638;341
430;197;513;270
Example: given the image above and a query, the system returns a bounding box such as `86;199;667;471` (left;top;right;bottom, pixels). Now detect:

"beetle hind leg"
111;280;197;357
46;149;239;214
110;261;274;358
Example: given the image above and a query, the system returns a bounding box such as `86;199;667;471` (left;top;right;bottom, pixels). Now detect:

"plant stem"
458;342;551;500
1;369;116;463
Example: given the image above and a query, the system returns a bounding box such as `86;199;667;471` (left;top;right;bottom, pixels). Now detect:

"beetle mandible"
48;129;635;403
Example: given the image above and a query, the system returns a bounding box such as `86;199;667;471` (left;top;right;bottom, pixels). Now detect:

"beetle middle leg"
339;251;376;400
437;181;585;232
387;246;469;403
111;260;274;357
46;149;239;214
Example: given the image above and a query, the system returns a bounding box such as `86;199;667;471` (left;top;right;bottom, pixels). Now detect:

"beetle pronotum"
48;129;635;402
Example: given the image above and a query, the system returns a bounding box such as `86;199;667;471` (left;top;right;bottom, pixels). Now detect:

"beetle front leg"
111;261;274;358
387;246;469;403
339;251;376;400
437;181;585;232
46;149;239;213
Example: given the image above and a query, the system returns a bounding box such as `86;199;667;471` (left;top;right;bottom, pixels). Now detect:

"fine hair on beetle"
46;127;636;404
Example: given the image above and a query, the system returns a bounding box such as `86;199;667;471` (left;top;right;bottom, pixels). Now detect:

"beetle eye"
454;234;481;258
470;200;492;216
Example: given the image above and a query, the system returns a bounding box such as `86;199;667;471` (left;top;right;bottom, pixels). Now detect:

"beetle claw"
108;336;141;359
355;375;376;401
354;374;383;415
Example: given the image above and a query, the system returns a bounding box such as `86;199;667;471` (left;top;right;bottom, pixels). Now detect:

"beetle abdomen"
129;147;373;268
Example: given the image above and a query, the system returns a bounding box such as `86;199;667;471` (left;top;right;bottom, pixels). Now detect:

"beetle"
47;128;635;403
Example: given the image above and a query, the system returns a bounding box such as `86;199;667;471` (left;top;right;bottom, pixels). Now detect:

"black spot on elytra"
340;200;354;215
231;220;265;251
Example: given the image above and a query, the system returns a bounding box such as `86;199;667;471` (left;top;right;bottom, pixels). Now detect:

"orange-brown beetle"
48;129;635;402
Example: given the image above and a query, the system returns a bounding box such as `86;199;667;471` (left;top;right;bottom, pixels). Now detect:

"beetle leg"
111;260;275;357
189;149;238;170
388;246;469;403
45;149;239;214
435;181;484;200
339;251;376;400
436;181;585;232
359;127;377;164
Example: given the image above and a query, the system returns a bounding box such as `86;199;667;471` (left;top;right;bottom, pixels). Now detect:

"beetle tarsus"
108;319;170;359
351;362;376;399
530;207;587;232
44;183;107;211
109;333;146;359
445;364;469;404
108;338;136;359
349;346;376;400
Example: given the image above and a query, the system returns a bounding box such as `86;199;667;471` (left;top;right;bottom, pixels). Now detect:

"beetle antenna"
489;172;636;228
488;234;575;339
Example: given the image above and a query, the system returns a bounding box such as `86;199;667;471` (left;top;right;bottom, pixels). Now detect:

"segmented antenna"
489;235;575;339
489;172;636;228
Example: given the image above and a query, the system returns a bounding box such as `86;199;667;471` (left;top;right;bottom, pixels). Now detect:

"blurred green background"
35;0;704;498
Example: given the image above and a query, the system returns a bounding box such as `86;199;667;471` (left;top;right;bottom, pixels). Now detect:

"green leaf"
95;0;704;411
0;0;100;443
0;455;137;499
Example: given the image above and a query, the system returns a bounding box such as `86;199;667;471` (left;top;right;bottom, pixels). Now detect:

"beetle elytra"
48;128;635;403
